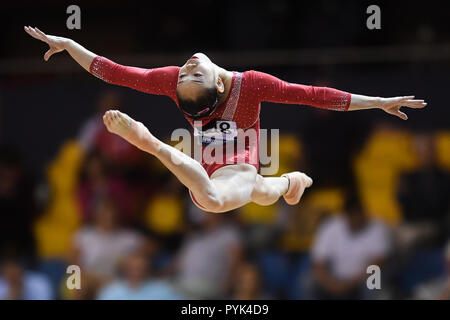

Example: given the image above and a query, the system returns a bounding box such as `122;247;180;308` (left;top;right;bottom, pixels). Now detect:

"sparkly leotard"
90;56;351;176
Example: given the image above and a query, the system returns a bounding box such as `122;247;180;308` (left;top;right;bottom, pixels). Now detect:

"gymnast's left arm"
251;70;427;120
347;94;427;120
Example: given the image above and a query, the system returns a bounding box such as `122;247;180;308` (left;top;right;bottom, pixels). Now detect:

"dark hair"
344;192;363;213
176;86;219;119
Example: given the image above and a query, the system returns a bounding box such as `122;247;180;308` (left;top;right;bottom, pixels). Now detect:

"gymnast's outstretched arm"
249;70;427;120
24;26;179;99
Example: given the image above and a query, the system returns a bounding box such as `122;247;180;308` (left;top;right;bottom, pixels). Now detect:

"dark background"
1;0;449;176
0;0;449;300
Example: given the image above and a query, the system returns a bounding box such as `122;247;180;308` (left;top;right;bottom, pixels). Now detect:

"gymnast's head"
176;53;224;119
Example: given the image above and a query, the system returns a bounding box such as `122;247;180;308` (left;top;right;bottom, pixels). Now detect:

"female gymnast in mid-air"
25;26;427;213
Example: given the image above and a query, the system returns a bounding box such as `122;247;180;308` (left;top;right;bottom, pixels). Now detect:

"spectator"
231;261;265;300
414;240;450;300
310;193;391;299
78;90;143;166
68;197;143;299
97;250;183;300
173;213;243;299
78;151;136;224
78;90;122;152
0;257;52;300
397;132;450;249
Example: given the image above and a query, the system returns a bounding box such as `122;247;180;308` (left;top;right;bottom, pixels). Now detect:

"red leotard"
90;56;351;176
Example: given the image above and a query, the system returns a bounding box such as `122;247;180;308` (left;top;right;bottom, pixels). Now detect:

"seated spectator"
78;151;136;224
172;213;243;299
231;261;265;300
397;132;450;250
78;90;143;167
0;256;52;300
310;193;391;299
68;197;143;299
97;250;183;300
414;240;450;300
78;90;121;152
78;90;141;166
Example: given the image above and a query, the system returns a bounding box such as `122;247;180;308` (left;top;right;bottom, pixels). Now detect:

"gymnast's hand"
349;94;427;120
24;26;69;61
103;110;133;138
378;96;427;120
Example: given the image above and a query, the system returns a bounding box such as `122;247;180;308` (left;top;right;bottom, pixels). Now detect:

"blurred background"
0;0;449;299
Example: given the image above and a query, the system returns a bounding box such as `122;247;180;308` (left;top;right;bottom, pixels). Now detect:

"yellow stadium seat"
353;128;418;226
264;134;302;176
34;141;83;259
239;202;278;225
279;188;344;252
144;194;184;234
305;187;345;213
435;131;450;171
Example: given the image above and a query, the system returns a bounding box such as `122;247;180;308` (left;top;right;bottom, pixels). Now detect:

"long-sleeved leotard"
90;56;351;175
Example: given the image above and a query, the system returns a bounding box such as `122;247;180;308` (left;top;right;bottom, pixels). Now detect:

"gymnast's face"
177;53;219;101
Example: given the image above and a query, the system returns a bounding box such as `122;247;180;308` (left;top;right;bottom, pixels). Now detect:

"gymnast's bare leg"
103;110;312;213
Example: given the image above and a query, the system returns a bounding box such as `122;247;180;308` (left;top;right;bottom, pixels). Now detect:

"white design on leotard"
221;72;243;121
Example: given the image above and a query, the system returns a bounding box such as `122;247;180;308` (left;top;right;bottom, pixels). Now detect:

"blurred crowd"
0;91;449;300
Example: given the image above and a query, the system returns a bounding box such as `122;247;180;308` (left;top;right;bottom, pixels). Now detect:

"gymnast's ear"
216;76;225;94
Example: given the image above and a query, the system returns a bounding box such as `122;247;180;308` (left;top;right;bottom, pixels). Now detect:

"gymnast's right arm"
25;26;95;71
24;26;179;98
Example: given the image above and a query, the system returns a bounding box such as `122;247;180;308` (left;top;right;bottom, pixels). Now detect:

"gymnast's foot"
103;109;161;154
281;171;313;205
103;109;133;138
